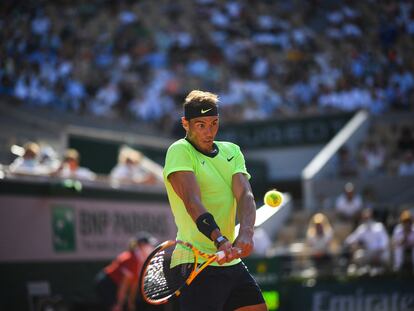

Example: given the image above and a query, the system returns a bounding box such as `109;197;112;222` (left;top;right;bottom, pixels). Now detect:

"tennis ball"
264;190;283;208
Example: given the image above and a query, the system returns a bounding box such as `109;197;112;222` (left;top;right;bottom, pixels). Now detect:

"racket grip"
216;250;225;261
216;248;242;261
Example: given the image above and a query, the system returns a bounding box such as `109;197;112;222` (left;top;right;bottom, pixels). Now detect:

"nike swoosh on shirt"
227;156;234;162
201;108;213;114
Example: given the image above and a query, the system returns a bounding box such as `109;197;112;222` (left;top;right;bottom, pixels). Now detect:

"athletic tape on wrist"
196;212;220;241
214;235;228;249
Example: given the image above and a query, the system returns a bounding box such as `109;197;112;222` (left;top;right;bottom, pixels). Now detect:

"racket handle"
216;248;242;261
216;250;225;261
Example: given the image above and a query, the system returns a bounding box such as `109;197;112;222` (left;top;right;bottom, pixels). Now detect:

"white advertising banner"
0;195;177;262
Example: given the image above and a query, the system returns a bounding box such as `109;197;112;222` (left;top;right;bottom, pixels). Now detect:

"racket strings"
142;244;194;302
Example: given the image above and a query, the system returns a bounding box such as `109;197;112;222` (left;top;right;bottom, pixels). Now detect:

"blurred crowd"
3;141;163;187
305;206;414;278
336;121;414;178
1;0;414;136
258;181;414;278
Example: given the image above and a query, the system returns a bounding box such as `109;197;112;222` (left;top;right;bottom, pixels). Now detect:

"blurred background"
0;0;414;310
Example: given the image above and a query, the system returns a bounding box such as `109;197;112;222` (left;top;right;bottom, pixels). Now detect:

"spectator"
109;147;161;186
305;213;334;275
38;144;61;173
8;142;50;176
336;146;358;178
306;213;334;256
344;208;390;275
398;151;414;176
359;140;386;176
56;148;96;181
335;182;363;225
89;81;120;117
392;210;414;275
95;232;157;311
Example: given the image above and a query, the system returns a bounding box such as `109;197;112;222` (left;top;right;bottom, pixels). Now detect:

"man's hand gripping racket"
140;240;241;305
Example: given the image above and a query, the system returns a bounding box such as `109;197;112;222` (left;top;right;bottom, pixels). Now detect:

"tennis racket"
140;240;230;305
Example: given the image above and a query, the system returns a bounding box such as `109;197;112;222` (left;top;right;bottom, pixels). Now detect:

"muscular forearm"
237;190;256;234
232;190;256;257
232;173;257;257
184;195;209;222
169;171;208;221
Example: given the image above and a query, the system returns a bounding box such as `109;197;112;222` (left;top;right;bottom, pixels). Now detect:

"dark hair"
183;90;219;108
183;90;219;120
129;231;157;250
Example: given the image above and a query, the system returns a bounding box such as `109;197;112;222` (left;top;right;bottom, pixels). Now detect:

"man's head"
360;208;373;223
400;209;412;230
64;149;80;171
23;142;40;160
313;213;325;234
118;147;143;166
344;182;355;199
181;90;219;153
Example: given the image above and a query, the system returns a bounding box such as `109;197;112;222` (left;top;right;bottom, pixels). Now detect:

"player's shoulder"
167;138;191;153
215;140;241;152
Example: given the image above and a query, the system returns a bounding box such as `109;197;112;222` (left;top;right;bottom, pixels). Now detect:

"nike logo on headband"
201;108;213;114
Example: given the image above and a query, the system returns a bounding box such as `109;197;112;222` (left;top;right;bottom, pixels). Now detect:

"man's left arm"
232;172;256;258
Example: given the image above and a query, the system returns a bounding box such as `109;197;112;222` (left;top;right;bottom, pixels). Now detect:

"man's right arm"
168;171;237;263
168;171;206;221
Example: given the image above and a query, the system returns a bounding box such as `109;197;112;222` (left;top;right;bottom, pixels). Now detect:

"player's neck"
185;137;218;157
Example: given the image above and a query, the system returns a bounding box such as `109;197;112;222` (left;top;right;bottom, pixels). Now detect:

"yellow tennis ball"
264;190;283;207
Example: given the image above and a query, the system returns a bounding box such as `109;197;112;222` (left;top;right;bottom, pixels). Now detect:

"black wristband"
196;212;220;241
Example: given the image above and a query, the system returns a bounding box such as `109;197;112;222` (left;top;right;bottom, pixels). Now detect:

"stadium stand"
1;0;413;131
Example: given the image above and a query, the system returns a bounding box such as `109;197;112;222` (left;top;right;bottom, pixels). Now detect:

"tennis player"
163;90;267;310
